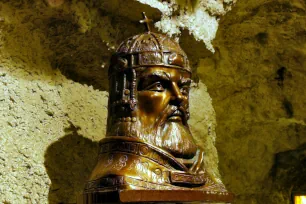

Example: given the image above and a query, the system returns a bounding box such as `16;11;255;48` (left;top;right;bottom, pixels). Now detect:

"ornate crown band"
109;51;191;77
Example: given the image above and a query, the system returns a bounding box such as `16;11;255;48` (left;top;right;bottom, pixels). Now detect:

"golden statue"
82;13;233;203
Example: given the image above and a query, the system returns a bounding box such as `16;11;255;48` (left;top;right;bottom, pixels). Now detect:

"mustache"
156;105;189;127
173;106;189;125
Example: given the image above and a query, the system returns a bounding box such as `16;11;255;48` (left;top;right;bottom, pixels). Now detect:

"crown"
108;13;191;77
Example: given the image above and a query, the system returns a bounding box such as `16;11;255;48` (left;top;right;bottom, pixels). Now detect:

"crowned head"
107;30;196;159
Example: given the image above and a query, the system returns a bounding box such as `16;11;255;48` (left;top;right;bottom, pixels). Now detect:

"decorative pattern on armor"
99;138;188;171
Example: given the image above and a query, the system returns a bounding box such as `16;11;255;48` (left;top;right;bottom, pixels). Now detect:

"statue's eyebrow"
140;71;171;81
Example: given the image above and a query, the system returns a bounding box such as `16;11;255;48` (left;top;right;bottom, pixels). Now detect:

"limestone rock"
198;0;306;203
2;0;304;203
0;1;220;203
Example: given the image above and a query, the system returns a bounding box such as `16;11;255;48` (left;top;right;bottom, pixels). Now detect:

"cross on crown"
139;12;153;32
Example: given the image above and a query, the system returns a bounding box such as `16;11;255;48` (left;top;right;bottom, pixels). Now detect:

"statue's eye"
145;82;165;92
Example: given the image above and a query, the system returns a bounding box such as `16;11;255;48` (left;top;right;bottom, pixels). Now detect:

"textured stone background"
0;0;305;204
206;1;306;203
0;1;220;203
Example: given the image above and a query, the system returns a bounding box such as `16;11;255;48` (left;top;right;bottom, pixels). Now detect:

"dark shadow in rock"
179;29;213;82
270;142;306;183
282;97;294;118
44;122;99;204
255;32;268;45
269;142;306;201
46;16;112;91
44;2;161;91
0;1;161;91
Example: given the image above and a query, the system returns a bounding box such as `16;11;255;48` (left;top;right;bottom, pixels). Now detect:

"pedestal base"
78;189;234;204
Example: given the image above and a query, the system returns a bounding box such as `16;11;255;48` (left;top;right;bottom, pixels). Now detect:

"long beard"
153;122;197;159
142;105;197;159
108;105;197;159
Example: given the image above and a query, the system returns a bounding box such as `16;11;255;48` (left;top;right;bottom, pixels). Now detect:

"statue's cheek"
137;91;169;116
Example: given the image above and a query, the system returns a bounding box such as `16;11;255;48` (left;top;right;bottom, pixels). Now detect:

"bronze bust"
82;13;232;203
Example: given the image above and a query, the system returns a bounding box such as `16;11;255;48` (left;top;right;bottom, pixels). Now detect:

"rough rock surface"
1;0;305;203
0;1;219;203
197;0;306;203
140;0;237;52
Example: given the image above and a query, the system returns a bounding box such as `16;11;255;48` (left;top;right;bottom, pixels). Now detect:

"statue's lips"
168;109;183;122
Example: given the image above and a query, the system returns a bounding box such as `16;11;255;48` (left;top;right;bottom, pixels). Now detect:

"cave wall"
198;0;306;203
0;1;219;203
0;0;305;204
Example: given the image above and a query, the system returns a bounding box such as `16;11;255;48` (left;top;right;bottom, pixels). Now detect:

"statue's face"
137;67;190;126
136;67;197;158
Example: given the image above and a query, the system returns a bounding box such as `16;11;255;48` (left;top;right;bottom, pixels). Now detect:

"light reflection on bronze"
82;13;233;203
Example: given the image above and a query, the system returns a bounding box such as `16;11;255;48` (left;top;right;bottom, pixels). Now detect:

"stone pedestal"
77;189;234;203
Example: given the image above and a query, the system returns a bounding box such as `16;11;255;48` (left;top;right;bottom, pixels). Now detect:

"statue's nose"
170;82;184;103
